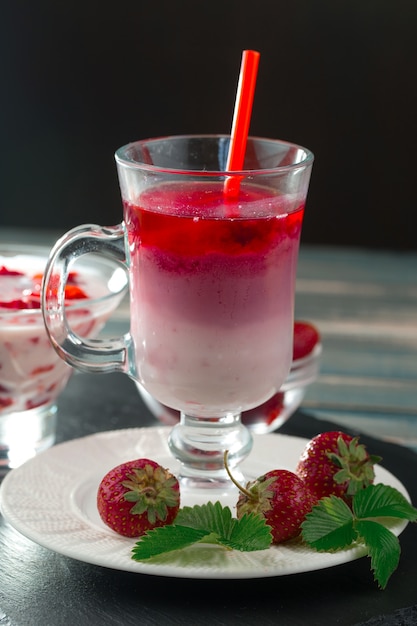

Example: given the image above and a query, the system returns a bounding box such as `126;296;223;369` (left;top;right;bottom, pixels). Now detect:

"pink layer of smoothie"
124;182;304;416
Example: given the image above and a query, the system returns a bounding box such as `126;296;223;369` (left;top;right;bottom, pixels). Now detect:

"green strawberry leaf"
131;501;272;562
354;520;401;589
174;501;272;550
353;484;417;521
302;483;417;588
132;525;208;561
175;501;235;536
301;495;357;551
223;512;273;551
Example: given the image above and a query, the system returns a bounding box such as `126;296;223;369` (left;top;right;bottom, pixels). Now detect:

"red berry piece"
296;431;380;502
68;271;81;284
0;266;24;276
0;298;40;310
0;397;13;409
64;285;88;300
97;459;180;537
242;392;285;427
293;321;320;360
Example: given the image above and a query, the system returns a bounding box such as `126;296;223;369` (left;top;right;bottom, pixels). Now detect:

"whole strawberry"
234;469;316;543
296;431;380;502
97;458;180;537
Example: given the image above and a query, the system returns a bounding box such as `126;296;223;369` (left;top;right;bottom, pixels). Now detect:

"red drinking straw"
224;50;260;198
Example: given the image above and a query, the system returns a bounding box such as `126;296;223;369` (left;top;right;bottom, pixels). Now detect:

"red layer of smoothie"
124;182;304;416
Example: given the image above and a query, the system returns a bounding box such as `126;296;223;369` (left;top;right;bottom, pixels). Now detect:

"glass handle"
42;223;132;375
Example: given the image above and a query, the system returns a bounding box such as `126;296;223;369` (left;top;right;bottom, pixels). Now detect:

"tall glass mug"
42;135;313;488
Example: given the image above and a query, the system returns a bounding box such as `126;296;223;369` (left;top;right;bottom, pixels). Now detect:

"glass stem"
168;412;253;489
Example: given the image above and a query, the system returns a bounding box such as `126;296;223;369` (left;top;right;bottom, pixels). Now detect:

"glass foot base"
168;412;253;490
177;466;247;492
0;403;57;478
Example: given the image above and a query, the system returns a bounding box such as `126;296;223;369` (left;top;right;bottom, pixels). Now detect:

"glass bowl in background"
0;244;128;474
137;322;321;434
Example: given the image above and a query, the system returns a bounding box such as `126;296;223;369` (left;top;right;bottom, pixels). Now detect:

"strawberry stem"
223;450;253;499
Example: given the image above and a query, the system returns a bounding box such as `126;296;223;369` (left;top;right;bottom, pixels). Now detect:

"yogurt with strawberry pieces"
0;248;127;415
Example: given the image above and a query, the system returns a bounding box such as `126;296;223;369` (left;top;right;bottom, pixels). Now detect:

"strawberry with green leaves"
296;431;380;503
122;447;417;590
222;452;316;543
235;469;316;543
97;459;180;537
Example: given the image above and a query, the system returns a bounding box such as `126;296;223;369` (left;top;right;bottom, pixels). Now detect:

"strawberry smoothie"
124;181;304;417
40;135;312;483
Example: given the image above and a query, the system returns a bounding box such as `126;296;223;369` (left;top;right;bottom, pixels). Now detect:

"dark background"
1;1;416;250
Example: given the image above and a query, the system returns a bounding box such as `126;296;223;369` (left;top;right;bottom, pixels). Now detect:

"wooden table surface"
295;246;417;451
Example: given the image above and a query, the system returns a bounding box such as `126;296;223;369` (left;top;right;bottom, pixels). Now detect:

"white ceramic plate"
0;427;409;579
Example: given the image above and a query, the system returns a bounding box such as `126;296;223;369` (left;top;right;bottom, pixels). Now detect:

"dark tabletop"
1;372;417;626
